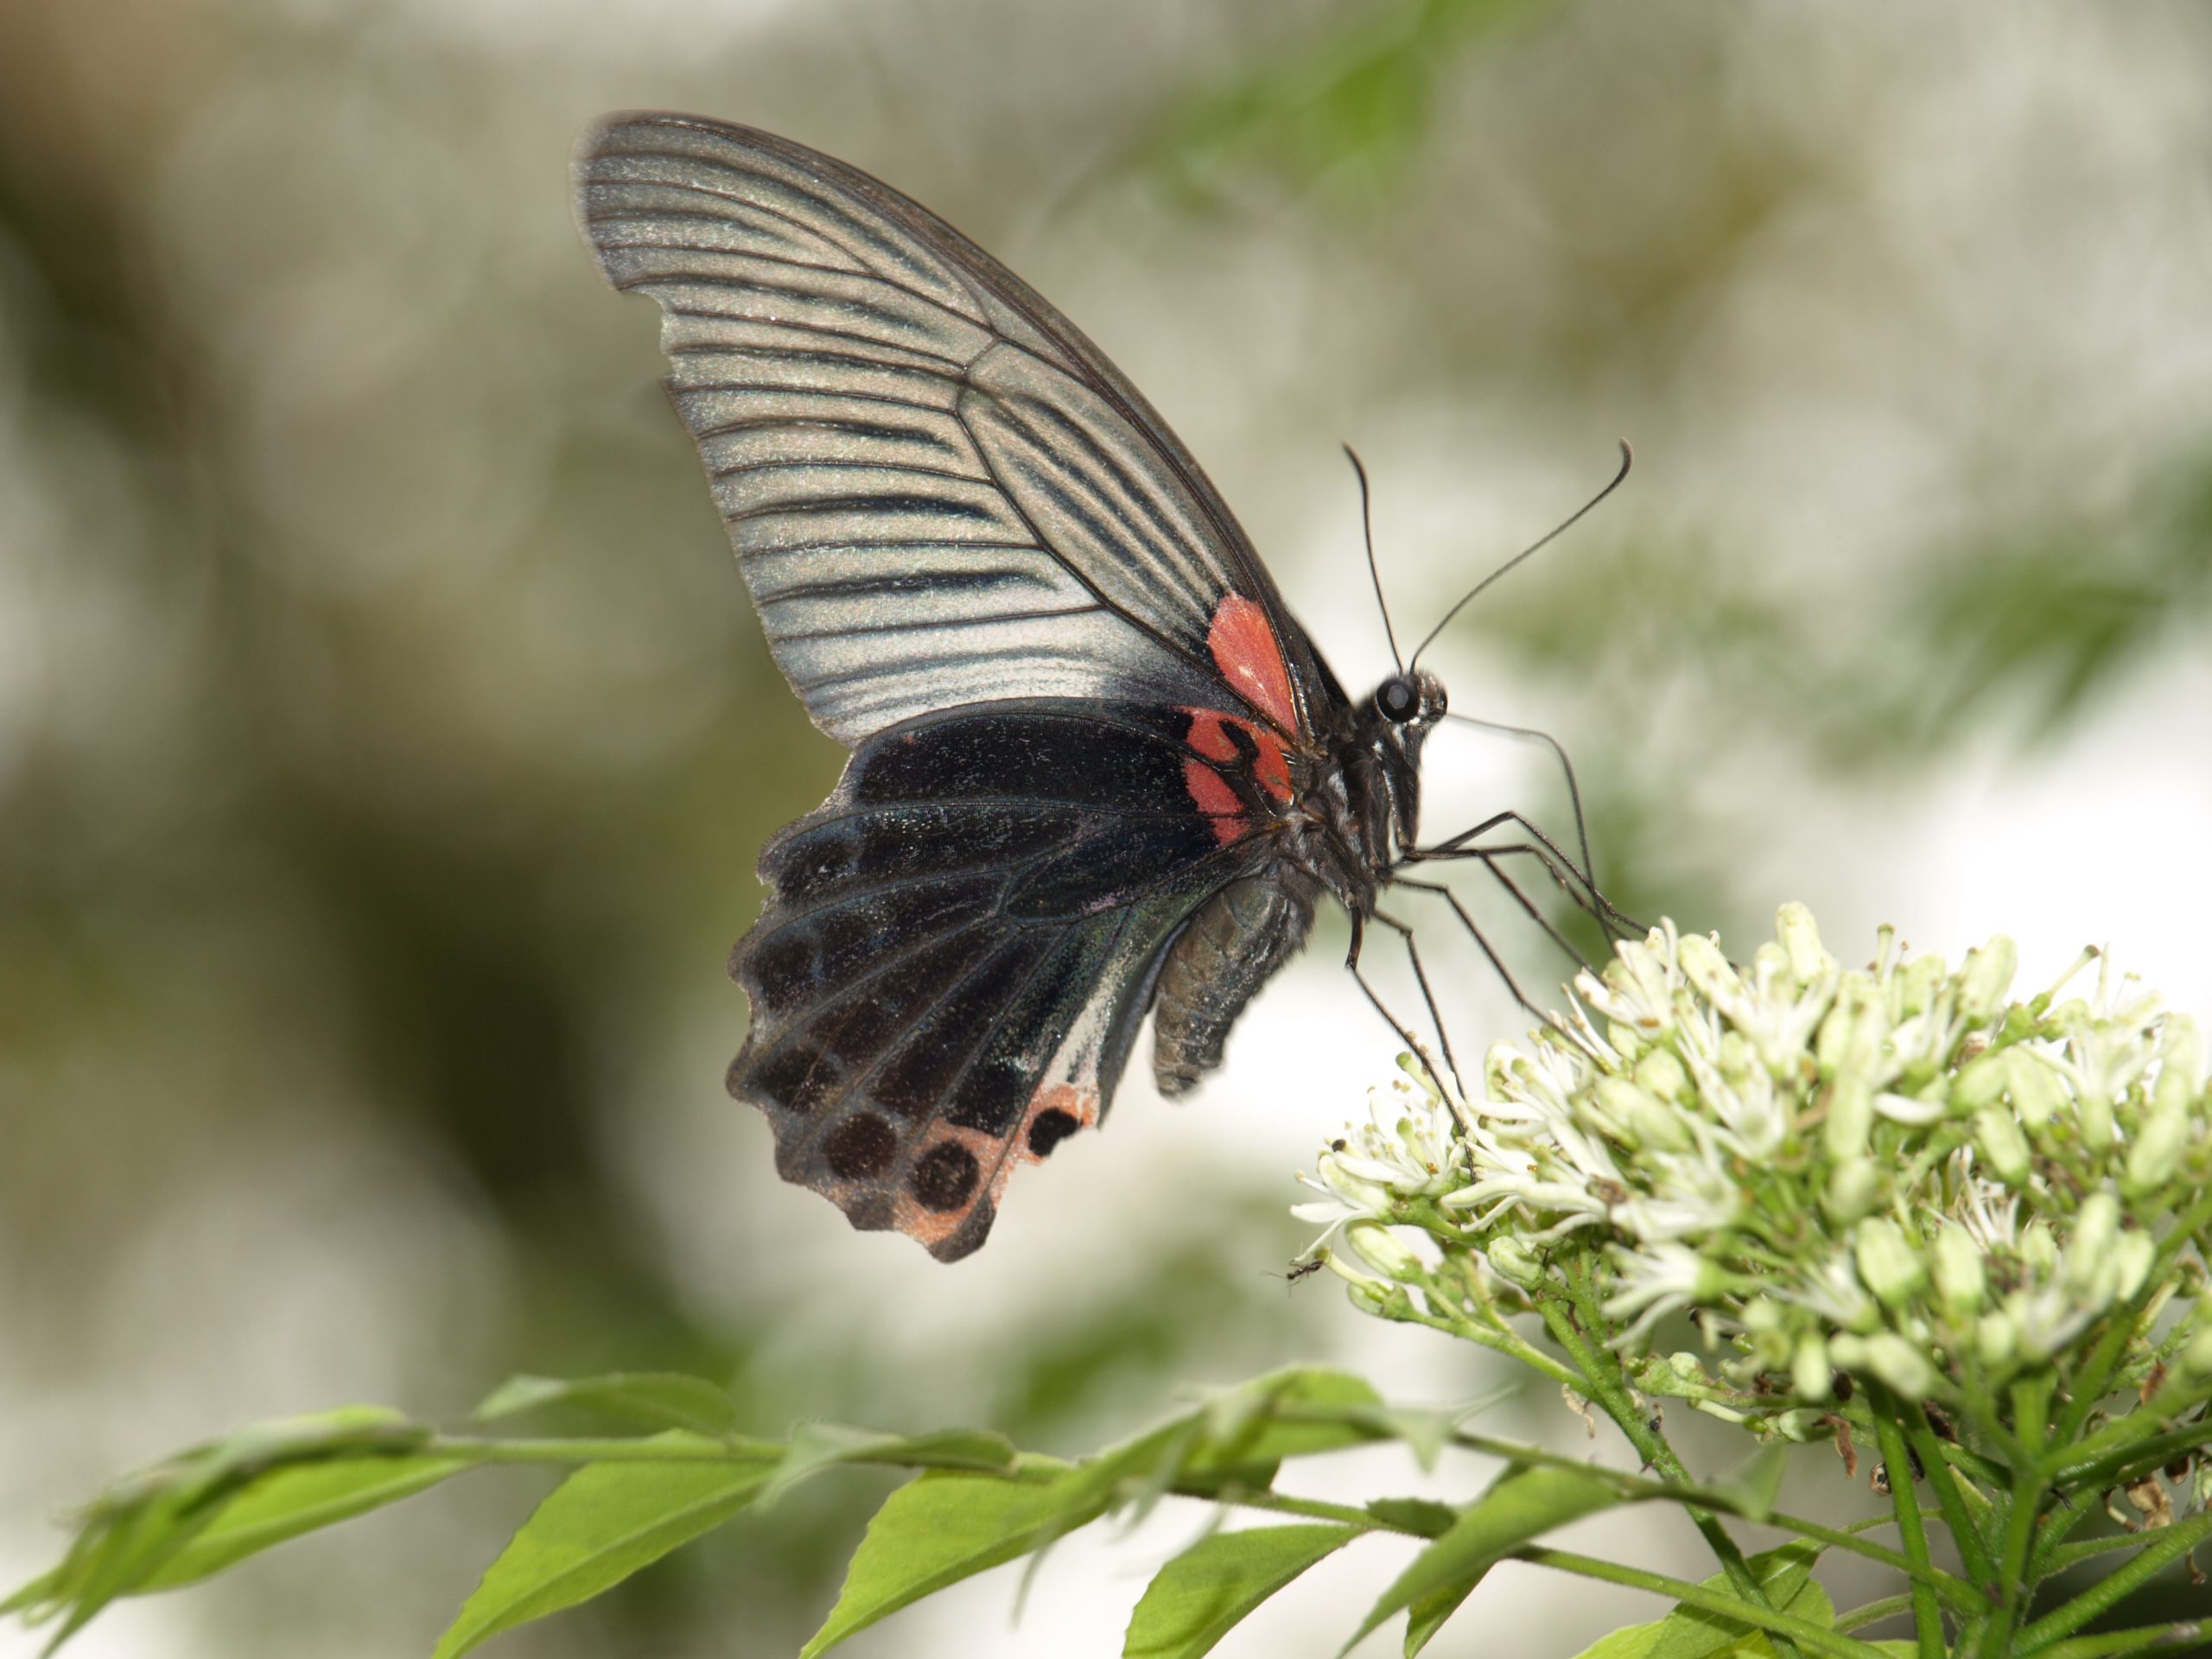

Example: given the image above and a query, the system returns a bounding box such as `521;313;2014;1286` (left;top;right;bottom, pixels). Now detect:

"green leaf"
10;1407;435;1648
1402;1583;1472;1656
760;1423;1019;1506
1346;1464;1624;1652
1365;1497;1458;1539
1566;1541;1831;1659
1123;1524;1358;1659
431;1433;768;1659
802;1468;1109;1657
472;1373;753;1440
1193;1369;1383;1463
1710;1446;1789;1525
143;1455;467;1589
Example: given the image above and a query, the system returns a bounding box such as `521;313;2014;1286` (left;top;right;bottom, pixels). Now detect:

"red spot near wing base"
1206;594;1298;734
1182;707;1294;845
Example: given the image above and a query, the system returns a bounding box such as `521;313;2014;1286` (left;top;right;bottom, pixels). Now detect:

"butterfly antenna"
1408;440;1633;671
1344;444;1403;673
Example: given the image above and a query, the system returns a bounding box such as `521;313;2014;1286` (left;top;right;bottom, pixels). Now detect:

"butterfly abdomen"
1151;872;1319;1097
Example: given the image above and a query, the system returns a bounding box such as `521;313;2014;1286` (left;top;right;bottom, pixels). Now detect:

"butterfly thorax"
1149;671;1443;1097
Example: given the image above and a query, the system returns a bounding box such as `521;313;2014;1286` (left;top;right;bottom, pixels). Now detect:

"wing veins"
766;601;1099;645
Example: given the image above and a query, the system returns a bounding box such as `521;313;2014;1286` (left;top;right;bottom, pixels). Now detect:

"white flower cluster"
1298;906;2212;1409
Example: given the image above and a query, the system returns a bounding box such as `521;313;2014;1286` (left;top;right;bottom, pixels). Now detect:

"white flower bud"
1826;1077;1874;1162
1973;1106;2032;1186
1677;932;1740;1003
1953;1053;2007;1110
2077;1089;2114;1151
2155;1014;2203;1112
1958;937;2018;1021
1635;1048;1689;1102
1777;903;1831;986
1825;1159;1881;1224
2183;1301;2212;1380
1854;1217;1927;1310
1485;1236;1549;1293
2110;1230;2155;1305
1932;1225;1986;1319
1834;1332;1938;1401
2019;1219;2059;1281
2006;1051;2069;1130
2126;1102;2189;1197
2063;1192;2119;1300
1791;1334;1833;1402
1344;1222;1421;1281
1975;1310;2017;1370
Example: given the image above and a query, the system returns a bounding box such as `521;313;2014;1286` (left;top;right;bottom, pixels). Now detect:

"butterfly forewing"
576;112;1320;743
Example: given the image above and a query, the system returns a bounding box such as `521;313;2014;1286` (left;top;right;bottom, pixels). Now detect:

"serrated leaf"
471;1373;753;1440
801;1468;1109;1657
431;1433;768;1659
142;1455;466;1590
1346;1464;1624;1652
760;1423;1018;1507
1123;1523;1358;1659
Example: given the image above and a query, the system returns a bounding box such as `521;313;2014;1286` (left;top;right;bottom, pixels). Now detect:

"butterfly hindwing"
730;702;1268;1260
575;111;1332;743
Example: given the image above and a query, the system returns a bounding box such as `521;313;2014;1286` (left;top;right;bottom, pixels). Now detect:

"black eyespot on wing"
1027;1108;1079;1158
909;1141;980;1211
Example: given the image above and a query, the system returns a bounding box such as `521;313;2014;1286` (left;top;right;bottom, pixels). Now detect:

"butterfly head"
1371;669;1446;740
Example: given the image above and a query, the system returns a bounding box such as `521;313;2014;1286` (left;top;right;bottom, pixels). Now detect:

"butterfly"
574;112;1624;1262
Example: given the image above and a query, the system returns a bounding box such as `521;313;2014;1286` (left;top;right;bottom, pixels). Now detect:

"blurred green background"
5;2;2211;1655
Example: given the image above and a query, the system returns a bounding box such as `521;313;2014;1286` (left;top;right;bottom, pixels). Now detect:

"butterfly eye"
1376;677;1419;722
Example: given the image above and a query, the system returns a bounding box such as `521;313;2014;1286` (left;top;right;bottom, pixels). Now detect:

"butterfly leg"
1408;848;1601;973
1410;810;1639;938
1389;874;1554;1022
1369;906;1467;1101
1440;714;1611;936
1344;911;1452;1096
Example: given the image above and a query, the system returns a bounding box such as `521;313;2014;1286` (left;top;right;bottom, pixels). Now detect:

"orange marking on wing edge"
1015;1081;1100;1166
1206;594;1298;734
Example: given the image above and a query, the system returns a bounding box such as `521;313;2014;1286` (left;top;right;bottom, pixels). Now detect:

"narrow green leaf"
472;1373;750;1440
1124;1523;1358;1659
1346;1464;1624;1653
1403;1583;1473;1656
143;1456;467;1589
760;1423;1018;1506
12;1407;433;1649
1710;1446;1789;1525
802;1469;1109;1658
1365;1497;1458;1539
1189;1369;1383;1471
431;1433;768;1659
1565;1541;1830;1659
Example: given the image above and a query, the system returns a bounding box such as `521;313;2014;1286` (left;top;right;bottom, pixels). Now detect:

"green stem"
1512;1546;1890;1659
1834;1593;1915;1634
1542;1266;1801;1659
2048;1413;2212;1495
2032;1624;2212;1659
1903;1404;1996;1591
1867;1393;1945;1659
424;1434;774;1464
2016;1512;2212;1655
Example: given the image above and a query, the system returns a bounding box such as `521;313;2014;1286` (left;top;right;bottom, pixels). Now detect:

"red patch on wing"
1183;709;1294;845
1206;594;1299;734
